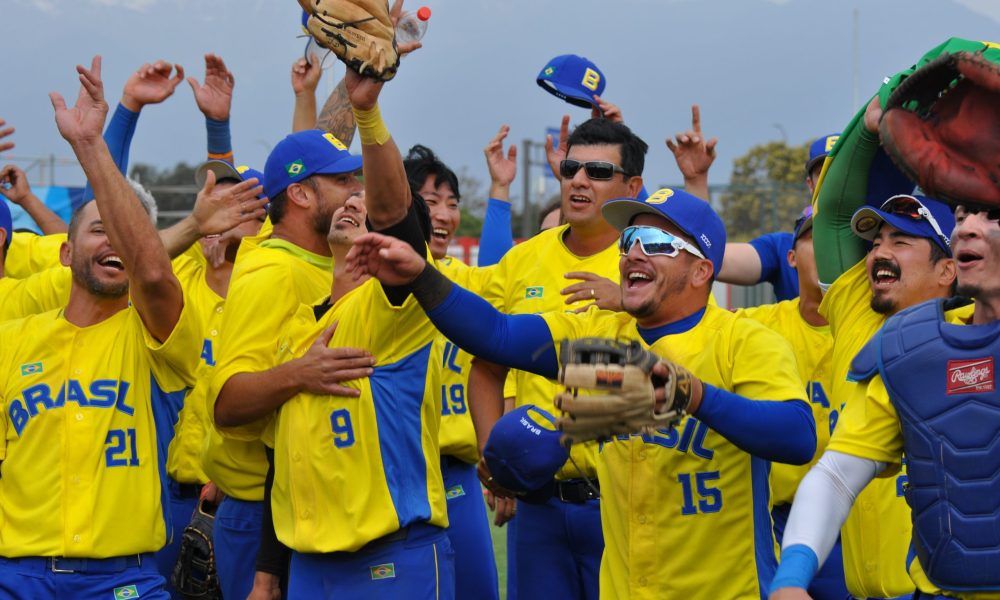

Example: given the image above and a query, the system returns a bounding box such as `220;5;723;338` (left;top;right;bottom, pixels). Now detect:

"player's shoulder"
498;224;569;262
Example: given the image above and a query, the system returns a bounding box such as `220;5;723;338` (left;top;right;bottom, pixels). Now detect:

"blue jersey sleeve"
427;282;558;379
748;231;799;301
476;198;513;267
205;117;233;163
695;385;815;465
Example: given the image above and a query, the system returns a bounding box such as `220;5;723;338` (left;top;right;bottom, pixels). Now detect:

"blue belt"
2;553;148;574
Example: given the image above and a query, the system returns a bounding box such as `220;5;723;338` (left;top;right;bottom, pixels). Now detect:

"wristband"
352;104;391;146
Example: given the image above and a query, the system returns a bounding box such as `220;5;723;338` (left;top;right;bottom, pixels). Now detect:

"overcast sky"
4;0;998;207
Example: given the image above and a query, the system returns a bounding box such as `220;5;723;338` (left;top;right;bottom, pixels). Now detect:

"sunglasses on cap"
619;225;705;259
954;204;1000;222
559;159;629;181
880;194;951;250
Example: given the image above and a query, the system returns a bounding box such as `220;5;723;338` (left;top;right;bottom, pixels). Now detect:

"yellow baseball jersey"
270;278;448;553
0;302;199;557
205;238;332;499
435;256;490;464
0;266;72;323
828;306;990;600
736;298;833;505
164;252;215;486
818;260;913;597
480;224;620;479
542;304;807;600
5;232;66;279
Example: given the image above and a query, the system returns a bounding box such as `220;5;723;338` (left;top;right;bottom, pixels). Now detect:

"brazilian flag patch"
543;66;555;77
286;159;305;177
525;286;543;299
20;362;42;376
113;585;140;599
446;484;465;499
370;563;396;580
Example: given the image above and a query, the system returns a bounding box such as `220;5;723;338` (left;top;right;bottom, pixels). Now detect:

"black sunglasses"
559;159;629;181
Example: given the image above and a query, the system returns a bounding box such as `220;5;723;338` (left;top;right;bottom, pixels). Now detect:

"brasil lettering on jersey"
9;379;133;435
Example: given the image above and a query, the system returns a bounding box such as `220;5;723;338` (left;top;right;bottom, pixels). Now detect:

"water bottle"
396;6;431;45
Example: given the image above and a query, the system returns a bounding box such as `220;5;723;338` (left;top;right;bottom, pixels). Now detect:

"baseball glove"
879;49;1000;207
554;338;696;445
298;0;399;81
171;500;222;600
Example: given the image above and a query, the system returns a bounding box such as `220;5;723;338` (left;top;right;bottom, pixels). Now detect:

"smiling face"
62;200;129;298
305;171;363;237
419;175;460;260
619;213;712;326
865;223;954;315
952;205;1000;303
327;192;368;249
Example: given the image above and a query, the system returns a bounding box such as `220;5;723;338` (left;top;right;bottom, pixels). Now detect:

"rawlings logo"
946;358;995;394
595;369;624;388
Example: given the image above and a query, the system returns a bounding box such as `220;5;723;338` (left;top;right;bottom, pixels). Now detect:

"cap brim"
315;154;363;176
602;198;667;232
794;216;813;241
537;79;597;109
195;160;243;188
851;206;935;243
805;156;826;176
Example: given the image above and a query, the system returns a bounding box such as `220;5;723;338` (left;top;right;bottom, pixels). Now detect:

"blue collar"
636;307;707;345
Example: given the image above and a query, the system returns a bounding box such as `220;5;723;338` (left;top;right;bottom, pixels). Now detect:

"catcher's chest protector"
853;300;1000;591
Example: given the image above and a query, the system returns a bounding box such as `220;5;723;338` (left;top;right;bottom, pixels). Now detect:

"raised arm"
291;54;323;133
666;104;717;202
188;54;236;164
479;125;517;265
51;56;181;341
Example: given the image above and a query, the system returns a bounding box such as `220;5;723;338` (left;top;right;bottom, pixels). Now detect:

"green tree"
720;141;811;242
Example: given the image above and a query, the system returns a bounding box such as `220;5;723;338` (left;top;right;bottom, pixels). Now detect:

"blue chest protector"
849;299;1000;592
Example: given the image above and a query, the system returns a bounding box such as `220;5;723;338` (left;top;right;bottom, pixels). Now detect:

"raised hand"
484;125;517;199
121;60;185;112
591;95;624;124
49;55;109;146
0;119;14;153
292;54;323;96
545;114;571;181
389;0;424;56
345;232;426;284
188;54;235;121
190;170;268;237
666;104;718;183
0;165;37;205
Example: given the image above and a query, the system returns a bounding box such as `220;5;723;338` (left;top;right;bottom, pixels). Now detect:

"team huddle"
1;2;999;598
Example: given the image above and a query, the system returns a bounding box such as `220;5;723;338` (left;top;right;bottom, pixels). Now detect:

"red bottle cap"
416;6;432;20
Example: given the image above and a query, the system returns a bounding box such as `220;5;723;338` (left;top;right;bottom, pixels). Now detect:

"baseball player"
347;186;817;599
225;64;455;599
463;115;647;600
0;196;73;322
0;56;199;598
204;127;371;599
735;206;848;599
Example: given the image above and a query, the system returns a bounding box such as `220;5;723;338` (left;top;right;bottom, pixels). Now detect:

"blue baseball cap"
793;205;813;242
263;130;362;199
0;199;11;252
806;133;840;175
483;405;568;503
536;54;606;110
602;187;727;277
851;194;955;256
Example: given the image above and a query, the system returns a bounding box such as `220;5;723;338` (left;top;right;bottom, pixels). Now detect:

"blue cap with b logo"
537;54;606;109
806;133;840;176
483;405;569;503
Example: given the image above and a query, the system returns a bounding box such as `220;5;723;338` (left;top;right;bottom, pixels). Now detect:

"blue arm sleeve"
427;283;559;379
206;117;233;163
770;544;819;591
748;232;788;285
83;103;138;201
476;198;513;267
694;385;815;465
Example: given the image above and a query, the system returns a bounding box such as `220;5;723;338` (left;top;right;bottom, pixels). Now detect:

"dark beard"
870;293;896;315
73;259;128;298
